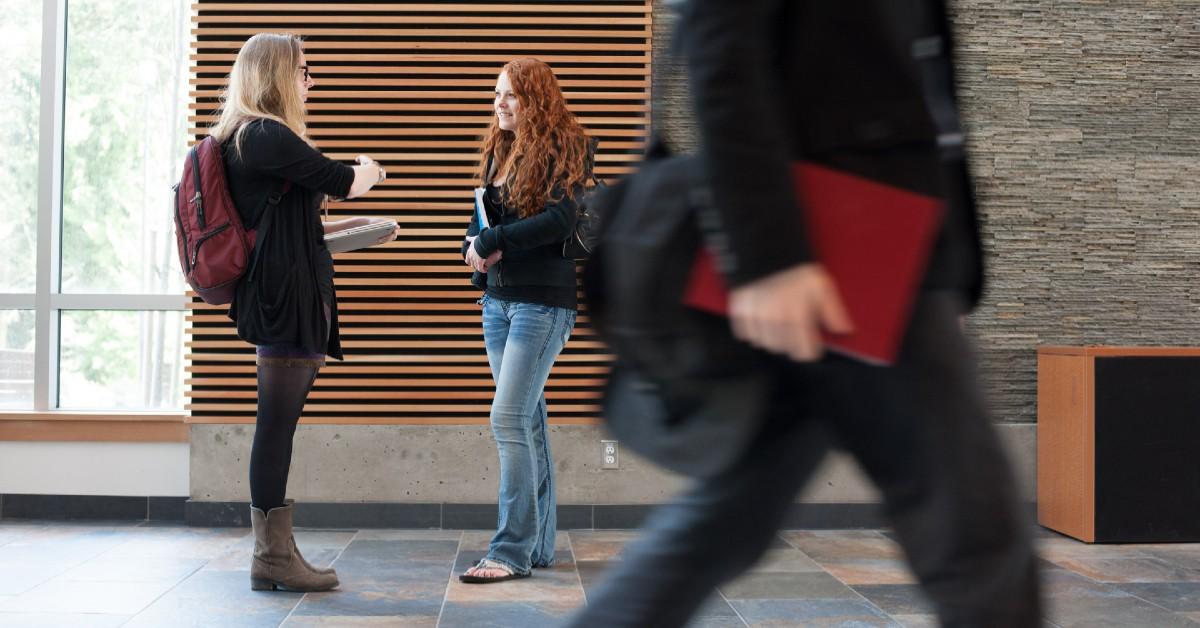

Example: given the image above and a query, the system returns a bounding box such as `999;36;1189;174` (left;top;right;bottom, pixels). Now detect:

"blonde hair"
209;33;308;156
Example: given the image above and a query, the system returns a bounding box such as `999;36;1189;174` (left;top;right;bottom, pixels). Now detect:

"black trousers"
567;292;1042;628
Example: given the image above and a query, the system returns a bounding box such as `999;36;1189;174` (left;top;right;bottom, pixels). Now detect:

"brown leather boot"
281;500;335;576
294;546;337;576
250;504;339;592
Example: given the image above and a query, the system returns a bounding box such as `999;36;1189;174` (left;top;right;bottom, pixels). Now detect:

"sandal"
458;558;531;584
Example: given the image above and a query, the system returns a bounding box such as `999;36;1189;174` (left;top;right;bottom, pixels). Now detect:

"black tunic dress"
222;119;354;359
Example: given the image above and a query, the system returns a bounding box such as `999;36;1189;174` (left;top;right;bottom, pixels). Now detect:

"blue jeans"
481;296;576;574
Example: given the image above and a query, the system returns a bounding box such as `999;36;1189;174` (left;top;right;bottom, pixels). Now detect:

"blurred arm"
681;0;811;286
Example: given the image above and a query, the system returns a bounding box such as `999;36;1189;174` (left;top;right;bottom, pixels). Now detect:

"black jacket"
462;179;581;298
680;0;985;308
223;119;354;358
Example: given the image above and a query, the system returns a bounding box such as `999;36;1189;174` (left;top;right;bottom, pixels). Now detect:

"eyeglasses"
298;65;311;81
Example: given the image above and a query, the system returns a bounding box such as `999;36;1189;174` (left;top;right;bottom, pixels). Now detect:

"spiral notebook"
684;162;945;366
324;219;398;254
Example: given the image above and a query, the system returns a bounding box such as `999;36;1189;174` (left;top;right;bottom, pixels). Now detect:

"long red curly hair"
479;58;590;219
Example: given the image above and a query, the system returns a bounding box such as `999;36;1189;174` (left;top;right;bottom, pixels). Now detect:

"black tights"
249;362;319;510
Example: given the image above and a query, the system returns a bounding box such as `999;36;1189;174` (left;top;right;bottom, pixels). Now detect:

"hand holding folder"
723;263;854;363
684;162;945;366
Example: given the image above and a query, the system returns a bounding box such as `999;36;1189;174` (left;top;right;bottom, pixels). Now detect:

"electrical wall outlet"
601;440;619;469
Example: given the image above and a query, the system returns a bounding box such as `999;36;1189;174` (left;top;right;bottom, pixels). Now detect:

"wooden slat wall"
186;1;650;425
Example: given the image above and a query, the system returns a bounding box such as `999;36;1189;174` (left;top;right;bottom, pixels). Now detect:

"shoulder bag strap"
245;179;293;282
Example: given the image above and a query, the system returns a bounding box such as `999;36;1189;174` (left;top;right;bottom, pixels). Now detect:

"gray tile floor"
1;521;1199;627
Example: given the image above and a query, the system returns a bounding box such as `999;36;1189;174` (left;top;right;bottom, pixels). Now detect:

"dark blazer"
679;0;985;308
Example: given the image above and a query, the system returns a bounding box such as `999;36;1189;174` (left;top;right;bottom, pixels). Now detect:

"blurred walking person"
568;1;1042;626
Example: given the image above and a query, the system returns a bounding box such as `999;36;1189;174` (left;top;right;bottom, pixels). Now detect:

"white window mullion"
0;295;37;309
34;0;67;412
50;294;189;312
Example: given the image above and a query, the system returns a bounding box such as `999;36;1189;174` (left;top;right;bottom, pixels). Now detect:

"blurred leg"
824;292;1042;627
567;399;832;628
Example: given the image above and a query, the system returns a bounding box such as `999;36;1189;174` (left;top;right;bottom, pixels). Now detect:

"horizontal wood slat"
193;91;651;103
187;1;648;425
194;16;650;26
194;28;651;39
198;41;651;52
187;365;610;374
193;67;651;79
192;4;651;13
192;53;650;64
188;378;606;387
185;416;603;426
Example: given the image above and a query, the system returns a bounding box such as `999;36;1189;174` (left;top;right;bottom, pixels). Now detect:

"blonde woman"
209;33;391;592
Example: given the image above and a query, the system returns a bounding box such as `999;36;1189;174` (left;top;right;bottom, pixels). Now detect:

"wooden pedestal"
1037;346;1200;543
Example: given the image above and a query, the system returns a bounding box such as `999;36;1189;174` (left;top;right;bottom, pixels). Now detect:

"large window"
0;1;40;409
62;0;189;296
0;1;41;294
59;310;185;409
0;0;191;412
0;310;35;409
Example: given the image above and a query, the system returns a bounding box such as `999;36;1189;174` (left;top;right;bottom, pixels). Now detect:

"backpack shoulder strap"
266;180;292;208
585;137;602;186
485;153;497;185
245;178;292;282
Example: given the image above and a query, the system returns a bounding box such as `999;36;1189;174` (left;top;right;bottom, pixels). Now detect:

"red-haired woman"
458;58;591;583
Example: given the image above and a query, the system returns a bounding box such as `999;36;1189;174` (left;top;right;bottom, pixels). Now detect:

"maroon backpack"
173;135;289;305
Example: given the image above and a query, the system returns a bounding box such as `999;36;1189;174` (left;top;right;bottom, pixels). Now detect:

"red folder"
684;162;945;366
